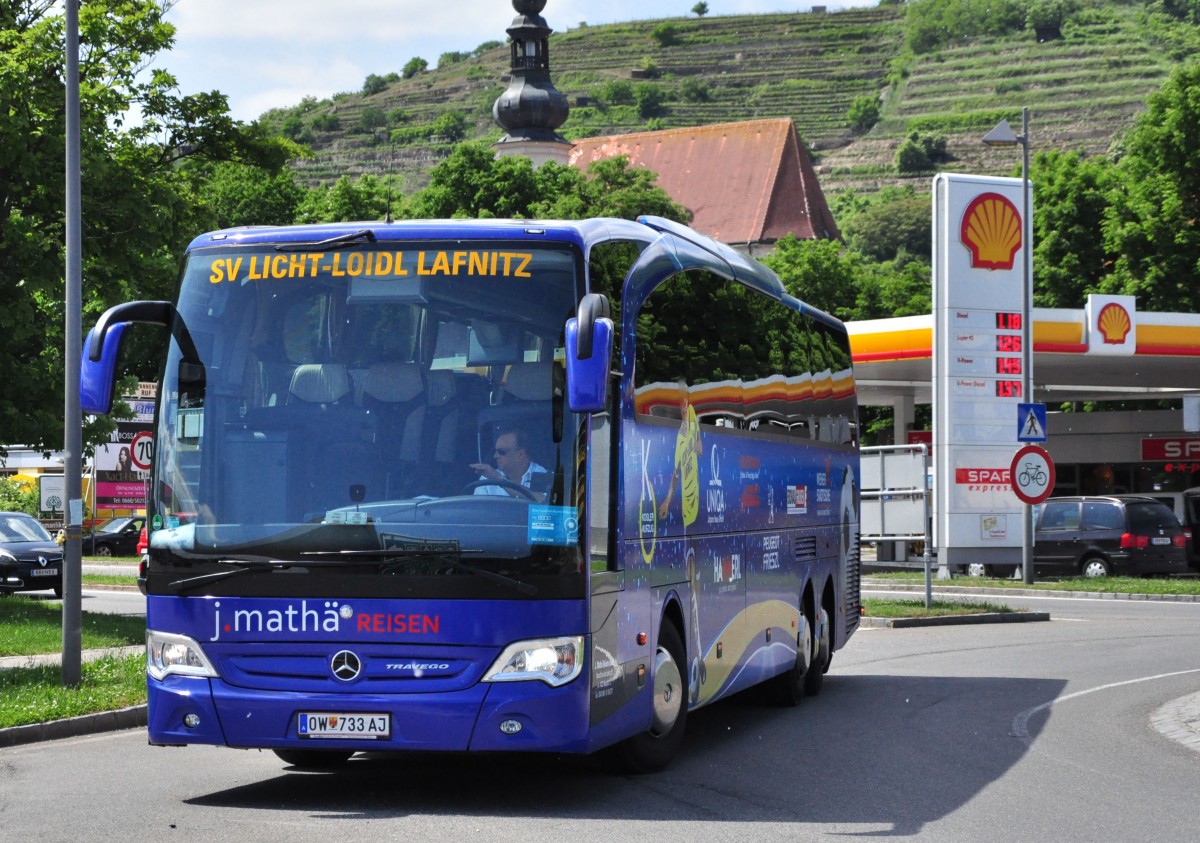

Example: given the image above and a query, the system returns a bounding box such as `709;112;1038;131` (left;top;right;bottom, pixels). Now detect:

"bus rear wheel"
273;749;355;769
772;610;812;707
612;620;687;773
803;606;832;697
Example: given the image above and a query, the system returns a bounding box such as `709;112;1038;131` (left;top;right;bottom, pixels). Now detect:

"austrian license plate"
30;568;59;577
297;712;390;739
1151;537;1171;546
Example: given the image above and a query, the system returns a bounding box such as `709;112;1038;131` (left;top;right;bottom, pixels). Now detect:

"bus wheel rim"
651;645;682;735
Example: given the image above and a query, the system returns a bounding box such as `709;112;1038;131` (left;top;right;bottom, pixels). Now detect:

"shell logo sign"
1085;294;1136;356
1096;302;1132;344
960;192;1022;270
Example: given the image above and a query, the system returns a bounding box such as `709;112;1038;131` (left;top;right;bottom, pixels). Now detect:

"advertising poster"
94;399;154;510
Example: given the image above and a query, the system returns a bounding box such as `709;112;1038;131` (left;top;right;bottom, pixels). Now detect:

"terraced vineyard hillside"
269;3;1193;199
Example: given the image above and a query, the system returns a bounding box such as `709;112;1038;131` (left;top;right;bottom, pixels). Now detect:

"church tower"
492;0;572;167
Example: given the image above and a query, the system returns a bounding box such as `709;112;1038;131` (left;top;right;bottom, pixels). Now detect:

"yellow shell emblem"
960;192;1022;270
1097;302;1132;345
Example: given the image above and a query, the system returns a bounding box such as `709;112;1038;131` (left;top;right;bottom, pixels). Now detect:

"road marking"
1012;668;1200;744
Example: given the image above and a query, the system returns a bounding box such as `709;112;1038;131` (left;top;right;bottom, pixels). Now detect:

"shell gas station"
848;174;1200;566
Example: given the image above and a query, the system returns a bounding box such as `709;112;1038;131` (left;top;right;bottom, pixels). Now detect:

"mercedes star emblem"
330;650;362;682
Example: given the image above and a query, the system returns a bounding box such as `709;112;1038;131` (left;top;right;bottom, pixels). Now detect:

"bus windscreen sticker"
528;505;579;546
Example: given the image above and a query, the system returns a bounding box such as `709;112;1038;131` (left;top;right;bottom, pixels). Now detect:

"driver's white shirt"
474;462;547;496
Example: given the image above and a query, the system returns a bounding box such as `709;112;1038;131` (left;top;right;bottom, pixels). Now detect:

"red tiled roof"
568;118;839;245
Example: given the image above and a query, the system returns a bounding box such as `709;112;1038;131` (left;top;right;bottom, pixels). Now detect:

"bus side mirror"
565;293;613;414
80;323;130;415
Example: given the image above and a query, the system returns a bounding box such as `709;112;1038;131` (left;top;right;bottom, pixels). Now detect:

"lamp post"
982;107;1035;584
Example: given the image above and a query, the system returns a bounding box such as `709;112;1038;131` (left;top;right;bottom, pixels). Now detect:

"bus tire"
772;611;813;707
273;748;355;769
613;620;687;773
804;606;832;697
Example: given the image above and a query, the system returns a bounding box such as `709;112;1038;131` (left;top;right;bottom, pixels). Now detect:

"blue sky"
162;0;873;121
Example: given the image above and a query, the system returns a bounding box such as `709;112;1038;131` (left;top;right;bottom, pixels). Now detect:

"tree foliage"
0;0;294;454
904;0;1026;53
1103;59;1200;312
1030;150;1116;308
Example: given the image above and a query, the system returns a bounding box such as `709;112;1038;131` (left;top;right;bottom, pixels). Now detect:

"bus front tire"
273;748;355;769
612;620;687;773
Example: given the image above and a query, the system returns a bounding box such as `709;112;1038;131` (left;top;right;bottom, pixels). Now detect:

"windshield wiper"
302;548;538;596
275;229;376;252
167;558;341;594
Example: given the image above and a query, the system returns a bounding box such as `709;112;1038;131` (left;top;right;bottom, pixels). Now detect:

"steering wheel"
460;478;539;502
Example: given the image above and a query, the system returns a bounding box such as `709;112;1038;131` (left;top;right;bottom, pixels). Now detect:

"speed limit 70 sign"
130;431;155;471
1010;444;1054;505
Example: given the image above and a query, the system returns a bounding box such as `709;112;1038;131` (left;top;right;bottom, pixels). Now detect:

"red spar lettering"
955;468;1011;484
357;613;441;634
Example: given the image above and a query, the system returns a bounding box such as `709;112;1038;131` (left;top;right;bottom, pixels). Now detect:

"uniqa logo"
960;192;1022;271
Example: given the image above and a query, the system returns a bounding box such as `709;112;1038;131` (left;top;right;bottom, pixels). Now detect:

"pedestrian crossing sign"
1018;403;1047;442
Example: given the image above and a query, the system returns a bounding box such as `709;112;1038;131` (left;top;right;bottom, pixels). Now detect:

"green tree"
362;73;389;96
0;0;292;453
848;94;880;133
194;162;306;230
402;56;428;79
1030;150;1117;308
842;189;931;263
430;111;468;143
634;83;666;119
1103;60;1200;312
0;477;38;516
904;0;1026;53
356;106;388;133
760;236;861;321
296;175;400;224
652;23;680;47
679;77;711;103
692;3;710;17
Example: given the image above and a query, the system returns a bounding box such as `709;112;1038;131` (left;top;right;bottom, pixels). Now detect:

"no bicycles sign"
1010;444;1055;505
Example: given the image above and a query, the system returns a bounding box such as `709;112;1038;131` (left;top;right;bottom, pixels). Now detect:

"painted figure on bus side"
658;384;707;703
658;386;702;526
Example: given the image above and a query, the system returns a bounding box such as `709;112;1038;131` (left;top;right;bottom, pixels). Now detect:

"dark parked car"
83;515;145;557
1033;495;1189;577
1183;488;1200;573
0;511;63;598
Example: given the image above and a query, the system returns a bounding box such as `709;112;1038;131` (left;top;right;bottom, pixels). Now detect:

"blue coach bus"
81;215;859;772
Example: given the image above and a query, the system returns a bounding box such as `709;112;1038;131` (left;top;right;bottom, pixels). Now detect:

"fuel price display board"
932;174;1032;568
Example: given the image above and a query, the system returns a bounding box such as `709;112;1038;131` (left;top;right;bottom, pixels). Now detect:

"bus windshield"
148;240;585;600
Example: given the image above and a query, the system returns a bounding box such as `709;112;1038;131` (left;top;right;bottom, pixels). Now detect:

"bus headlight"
482;636;584;686
146;630;219;680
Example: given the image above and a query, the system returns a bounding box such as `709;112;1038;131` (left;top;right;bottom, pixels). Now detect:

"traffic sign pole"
1011;444;1055;585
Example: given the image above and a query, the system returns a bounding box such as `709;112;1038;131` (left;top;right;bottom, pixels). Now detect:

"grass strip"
865;571;1200;596
862;598;1015;619
0;598;144;656
0;654;145;729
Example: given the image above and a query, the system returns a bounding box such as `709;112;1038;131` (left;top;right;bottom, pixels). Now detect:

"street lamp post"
983;107;1035;585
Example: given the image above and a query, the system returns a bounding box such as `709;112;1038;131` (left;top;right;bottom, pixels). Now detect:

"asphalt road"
3;590;1198;841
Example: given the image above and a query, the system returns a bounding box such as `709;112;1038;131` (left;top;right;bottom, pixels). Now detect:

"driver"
470;429;548;502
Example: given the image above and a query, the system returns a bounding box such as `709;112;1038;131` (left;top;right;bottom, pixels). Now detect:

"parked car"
1182;488;1200;573
82;515;145;557
136;526;148;557
1033;495;1189;577
0;511;63;598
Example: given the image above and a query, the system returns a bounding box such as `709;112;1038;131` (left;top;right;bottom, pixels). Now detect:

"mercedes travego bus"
81;215;860;772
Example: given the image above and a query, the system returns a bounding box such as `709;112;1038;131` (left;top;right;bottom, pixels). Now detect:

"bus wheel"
613;621;687;773
804;606;832;697
772;611;812;707
273;749;355;769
